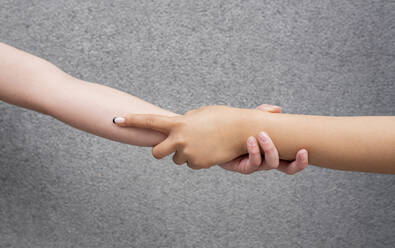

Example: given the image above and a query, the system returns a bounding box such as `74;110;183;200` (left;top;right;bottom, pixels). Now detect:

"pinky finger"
277;149;308;175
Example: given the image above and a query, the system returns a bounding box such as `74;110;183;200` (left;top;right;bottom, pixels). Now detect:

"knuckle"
173;156;185;166
189;159;206;169
249;149;260;156
264;145;276;153
173;116;185;125
187;163;199;170
144;117;155;128
173;135;185;145
201;164;210;169
182;149;191;157
193;161;202;168
198;159;210;168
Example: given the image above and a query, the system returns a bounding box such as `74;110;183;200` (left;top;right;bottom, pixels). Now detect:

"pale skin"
116;106;395;174
0;42;307;174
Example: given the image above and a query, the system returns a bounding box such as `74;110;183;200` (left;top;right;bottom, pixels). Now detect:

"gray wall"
1;1;394;247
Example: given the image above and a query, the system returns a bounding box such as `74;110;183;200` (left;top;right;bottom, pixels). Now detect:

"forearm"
0;42;175;146
45;79;176;146
246;111;395;173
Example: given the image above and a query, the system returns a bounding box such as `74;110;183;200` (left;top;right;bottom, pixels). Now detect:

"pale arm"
0;43;305;175
0;42;174;146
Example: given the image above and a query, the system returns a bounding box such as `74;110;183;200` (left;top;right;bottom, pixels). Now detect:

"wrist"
250;109;274;136
236;108;273;154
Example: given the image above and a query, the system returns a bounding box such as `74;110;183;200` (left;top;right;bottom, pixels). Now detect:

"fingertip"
247;136;256;147
247;136;258;153
245;138;260;172
256;104;270;110
277;150;307;175
257;131;270;145
271;106;282;113
258;131;280;170
297;149;308;163
293;149;308;173
152;147;163;159
113;117;125;125
256;104;282;113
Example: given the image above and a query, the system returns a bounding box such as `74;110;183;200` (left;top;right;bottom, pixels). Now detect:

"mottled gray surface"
1;0;395;247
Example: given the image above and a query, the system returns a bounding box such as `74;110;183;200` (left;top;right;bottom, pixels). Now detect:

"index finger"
113;114;176;133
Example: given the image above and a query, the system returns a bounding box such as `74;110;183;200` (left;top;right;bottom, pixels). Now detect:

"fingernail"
113;117;125;124
301;149;308;162
258;132;268;143
247;136;255;146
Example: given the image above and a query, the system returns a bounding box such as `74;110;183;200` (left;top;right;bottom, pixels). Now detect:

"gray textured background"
1;1;395;247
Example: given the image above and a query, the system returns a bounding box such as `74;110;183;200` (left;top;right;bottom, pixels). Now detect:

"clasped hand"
114;104;308;175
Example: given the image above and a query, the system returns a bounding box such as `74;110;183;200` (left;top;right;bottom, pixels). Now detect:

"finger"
219;156;245;172
277;149;308;175
257;131;279;170
219;156;255;174
152;138;177;159
256;104;282;113
113;114;176;133
256;104;281;113
245;136;262;172
172;151;187;165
